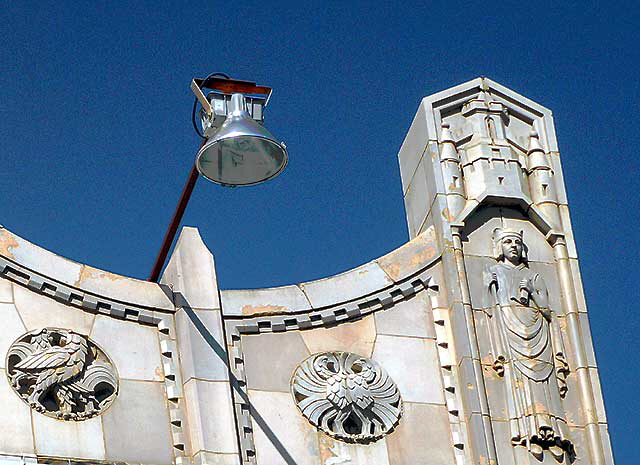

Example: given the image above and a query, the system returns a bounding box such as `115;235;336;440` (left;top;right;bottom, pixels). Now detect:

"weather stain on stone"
76;266;124;287
415;245;436;263
0;233;19;259
155;365;165;381
242;304;288;316
481;354;496;366
441;207;455;222
378;227;439;281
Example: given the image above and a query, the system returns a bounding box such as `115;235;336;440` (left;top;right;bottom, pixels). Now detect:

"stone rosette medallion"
6;328;118;421
291;351;402;443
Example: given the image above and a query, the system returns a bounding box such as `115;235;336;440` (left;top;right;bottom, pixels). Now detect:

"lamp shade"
196;94;288;186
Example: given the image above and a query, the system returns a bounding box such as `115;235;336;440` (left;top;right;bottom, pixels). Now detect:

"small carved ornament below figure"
291;351;402;443
6;328;118;420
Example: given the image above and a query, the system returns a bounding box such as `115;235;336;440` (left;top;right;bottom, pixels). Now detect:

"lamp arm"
147;139;206;282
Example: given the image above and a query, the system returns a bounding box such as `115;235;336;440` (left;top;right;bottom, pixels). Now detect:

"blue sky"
1;1;638;462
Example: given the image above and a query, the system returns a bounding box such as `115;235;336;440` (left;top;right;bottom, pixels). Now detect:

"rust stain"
558;318;567;331
411;245;436;264
0;234;18;259
154;365;165;381
524;402;550;416
384;263;402;279
317;434;334;462
76;265;123;287
481;354;495;366
242;304;289;317
379;229;439;280
479;456;497;465
441;207;455;222
383;244;437;280
383;261;399;275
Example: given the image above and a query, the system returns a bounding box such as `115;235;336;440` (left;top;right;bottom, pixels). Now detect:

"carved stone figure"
483;228;572;460
6;328;118;420
291;351;402;443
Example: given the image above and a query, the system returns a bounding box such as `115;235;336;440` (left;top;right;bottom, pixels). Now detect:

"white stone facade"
0;78;613;465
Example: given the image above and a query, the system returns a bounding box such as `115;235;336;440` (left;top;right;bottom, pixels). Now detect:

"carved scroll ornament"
6;328;118;420
291;351;402;443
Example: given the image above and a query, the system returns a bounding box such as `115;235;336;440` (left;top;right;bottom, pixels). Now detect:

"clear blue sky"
1;1;638;462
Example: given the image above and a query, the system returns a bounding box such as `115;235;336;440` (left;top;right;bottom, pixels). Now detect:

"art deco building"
0;78;613;465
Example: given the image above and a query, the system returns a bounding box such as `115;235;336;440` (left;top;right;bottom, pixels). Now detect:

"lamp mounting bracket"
191;76;273;116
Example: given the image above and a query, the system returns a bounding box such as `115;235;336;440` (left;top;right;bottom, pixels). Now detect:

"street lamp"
147;74;288;282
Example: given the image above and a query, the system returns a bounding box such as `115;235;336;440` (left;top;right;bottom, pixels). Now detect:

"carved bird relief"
7;328;118;420
292;352;402;442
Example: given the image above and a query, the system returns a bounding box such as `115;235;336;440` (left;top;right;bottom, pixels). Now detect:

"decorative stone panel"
6;328;118;421
291;351;402;443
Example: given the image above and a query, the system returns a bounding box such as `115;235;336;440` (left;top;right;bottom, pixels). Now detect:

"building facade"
0;78;614;465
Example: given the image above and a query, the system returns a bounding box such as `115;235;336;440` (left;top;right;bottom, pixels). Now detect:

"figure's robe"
484;262;572;454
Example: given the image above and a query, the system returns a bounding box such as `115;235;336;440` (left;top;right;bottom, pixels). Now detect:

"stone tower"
396;77;613;465
0;77;613;465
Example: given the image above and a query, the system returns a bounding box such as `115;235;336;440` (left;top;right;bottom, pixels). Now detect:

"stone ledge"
0;227;173;312
221;227;440;317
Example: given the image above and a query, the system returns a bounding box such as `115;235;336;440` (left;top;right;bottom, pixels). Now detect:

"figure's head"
493;228;526;264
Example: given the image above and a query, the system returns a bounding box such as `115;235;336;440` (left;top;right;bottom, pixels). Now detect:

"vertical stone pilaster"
162;227;240;465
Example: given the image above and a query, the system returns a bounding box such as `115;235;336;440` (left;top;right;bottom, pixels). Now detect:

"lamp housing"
192;77;288;187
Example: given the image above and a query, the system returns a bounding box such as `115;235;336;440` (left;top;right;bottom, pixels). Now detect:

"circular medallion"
291;351;402;443
6;328;119;421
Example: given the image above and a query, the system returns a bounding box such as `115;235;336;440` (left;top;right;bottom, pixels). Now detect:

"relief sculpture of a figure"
483;228;573;461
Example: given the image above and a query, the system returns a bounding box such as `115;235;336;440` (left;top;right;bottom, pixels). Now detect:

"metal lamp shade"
196;95;288;187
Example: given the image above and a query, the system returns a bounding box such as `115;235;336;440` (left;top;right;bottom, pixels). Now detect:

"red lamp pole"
147;140;206;282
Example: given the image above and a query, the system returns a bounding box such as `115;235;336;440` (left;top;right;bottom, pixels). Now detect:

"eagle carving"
291;351;402;442
7;328;118;420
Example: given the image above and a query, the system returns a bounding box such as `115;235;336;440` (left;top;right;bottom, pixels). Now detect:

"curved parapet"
221;225;439;317
0;226;182;464
0;223;441;321
0;226;174;314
